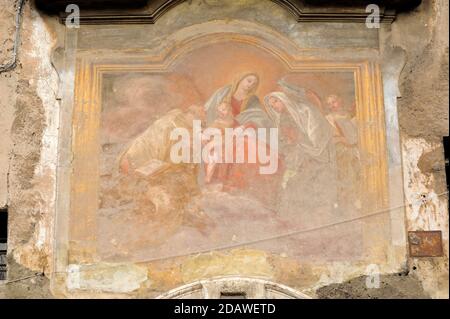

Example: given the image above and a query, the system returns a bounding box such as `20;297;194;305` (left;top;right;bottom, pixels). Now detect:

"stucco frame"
51;23;403;296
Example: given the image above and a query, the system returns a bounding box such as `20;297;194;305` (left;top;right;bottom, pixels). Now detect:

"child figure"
203;101;235;183
211;101;236;130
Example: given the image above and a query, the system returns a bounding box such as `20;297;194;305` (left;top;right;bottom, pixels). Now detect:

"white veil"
263;87;333;163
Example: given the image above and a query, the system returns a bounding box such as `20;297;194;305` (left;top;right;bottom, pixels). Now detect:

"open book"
134;159;171;178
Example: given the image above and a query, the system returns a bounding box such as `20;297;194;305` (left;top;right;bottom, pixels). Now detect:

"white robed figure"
264;81;339;224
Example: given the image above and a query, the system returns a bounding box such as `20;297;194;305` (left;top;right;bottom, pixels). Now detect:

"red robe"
207;98;284;204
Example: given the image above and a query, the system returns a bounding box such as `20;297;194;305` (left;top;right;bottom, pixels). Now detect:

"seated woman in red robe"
203;72;284;205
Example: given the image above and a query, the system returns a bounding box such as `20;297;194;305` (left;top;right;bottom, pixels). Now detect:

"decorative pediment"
35;0;421;24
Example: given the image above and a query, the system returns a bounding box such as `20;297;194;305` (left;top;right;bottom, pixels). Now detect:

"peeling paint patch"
67;263;148;293
402;138;448;233
402;137;449;299
10;3;61;274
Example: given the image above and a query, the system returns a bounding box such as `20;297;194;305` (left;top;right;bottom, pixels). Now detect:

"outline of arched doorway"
157;276;312;299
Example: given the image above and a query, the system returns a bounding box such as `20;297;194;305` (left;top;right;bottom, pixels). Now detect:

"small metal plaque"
408;231;443;257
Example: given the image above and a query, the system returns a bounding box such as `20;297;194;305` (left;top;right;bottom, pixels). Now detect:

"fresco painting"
96;40;366;263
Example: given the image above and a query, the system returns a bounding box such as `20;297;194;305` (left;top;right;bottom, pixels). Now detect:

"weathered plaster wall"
0;0;448;298
0;0;17;209
0;0;60;297
395;0;449;140
390;0;448;299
